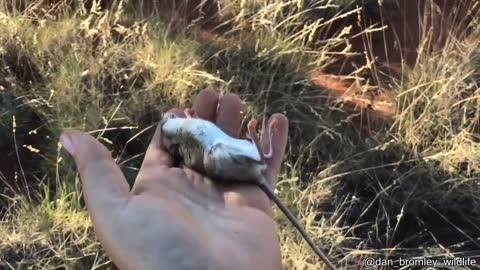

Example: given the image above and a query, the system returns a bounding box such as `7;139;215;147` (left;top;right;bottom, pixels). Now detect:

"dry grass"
0;0;479;269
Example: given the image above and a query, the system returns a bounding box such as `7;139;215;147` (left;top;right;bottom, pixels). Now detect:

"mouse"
160;108;337;270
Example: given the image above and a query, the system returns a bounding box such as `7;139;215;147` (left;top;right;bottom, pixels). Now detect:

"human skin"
59;89;289;270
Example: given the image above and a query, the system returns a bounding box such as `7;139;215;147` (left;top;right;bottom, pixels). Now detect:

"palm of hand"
60;89;289;270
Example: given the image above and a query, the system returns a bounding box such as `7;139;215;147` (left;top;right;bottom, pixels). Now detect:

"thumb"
60;130;131;223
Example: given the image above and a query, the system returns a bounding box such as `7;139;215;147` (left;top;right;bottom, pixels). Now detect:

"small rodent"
160;108;337;270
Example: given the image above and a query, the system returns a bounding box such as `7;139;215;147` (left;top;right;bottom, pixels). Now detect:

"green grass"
1;0;480;269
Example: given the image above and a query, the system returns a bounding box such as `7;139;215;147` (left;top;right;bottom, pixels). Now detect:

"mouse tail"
257;182;338;270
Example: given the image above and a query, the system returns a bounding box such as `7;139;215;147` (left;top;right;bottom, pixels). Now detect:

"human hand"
60;89;289;270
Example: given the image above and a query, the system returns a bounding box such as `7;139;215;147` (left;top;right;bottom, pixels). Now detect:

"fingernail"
60;133;75;155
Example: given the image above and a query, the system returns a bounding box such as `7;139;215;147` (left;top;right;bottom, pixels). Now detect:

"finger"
193;88;220;121
59;130;131;227
260;114;289;186
215;93;244;137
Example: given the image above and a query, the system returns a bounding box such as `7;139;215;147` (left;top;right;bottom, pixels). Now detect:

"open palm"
60;89;289;270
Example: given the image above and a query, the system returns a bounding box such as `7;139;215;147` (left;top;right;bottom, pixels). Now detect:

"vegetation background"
0;0;479;269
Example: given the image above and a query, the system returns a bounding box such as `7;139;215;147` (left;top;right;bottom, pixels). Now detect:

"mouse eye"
169;114;176;118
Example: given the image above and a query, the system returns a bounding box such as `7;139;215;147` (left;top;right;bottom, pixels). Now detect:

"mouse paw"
247;118;258;139
247;118;258;130
184;108;195;118
269;118;279;135
263;118;278;159
247;118;268;162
